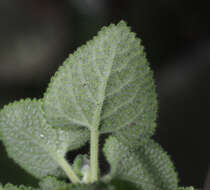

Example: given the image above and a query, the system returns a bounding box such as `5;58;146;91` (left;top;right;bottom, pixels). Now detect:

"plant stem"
90;128;99;182
57;157;80;183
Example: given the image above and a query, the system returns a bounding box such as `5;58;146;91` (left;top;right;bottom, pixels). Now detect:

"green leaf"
72;154;90;181
0;184;38;190
103;136;178;190
109;179;139;190
43;20;157;140
0;99;89;179
55;179;138;190
39;176;68;190
57;184;198;190
55;182;110;190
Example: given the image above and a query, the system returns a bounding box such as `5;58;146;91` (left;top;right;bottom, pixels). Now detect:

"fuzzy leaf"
44;21;157;142
56;179;138;190
0;184;38;190
72;154;90;180
0;99;89;179
109;179;139;190
104;136;178;190
39;176;68;190
56;183;109;190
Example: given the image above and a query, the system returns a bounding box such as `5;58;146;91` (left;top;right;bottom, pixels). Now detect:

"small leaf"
104;136;178;190
44;20;157;141
0;99;89;179
39;176;68;190
0;184;38;190
72;154;90;181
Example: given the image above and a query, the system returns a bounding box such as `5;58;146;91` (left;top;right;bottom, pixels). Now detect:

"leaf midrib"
91;33;118;130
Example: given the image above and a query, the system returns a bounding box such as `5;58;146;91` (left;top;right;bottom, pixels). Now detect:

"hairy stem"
90;128;99;182
57;157;80;183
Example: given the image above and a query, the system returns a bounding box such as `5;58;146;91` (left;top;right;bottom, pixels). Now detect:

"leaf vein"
102;82;141;120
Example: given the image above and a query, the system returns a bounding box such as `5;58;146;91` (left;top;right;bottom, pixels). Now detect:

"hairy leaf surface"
56;183;109;190
56;179;138;190
0;184;38;190
44;21;157;142
39;176;68;190
104;136;178;190
0;99;89;178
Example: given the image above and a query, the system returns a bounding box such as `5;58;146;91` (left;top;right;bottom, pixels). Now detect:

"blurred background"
0;0;210;189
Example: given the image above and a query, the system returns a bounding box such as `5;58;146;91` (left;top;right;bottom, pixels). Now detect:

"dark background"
0;0;210;189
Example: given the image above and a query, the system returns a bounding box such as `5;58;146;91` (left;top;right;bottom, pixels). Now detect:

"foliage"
0;21;197;189
0;183;38;190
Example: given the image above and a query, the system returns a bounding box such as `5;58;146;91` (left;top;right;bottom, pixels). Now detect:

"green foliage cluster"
0;21;197;190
